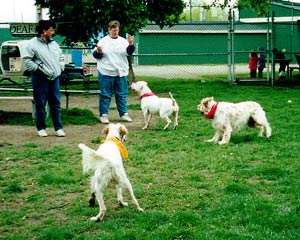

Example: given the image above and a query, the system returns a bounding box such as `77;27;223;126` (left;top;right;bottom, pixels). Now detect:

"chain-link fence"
1;15;298;82
61;48;242;80
60;18;299;82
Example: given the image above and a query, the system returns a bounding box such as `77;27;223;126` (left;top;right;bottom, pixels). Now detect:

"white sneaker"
55;129;66;137
121;113;132;122
100;114;109;124
279;71;286;77
38;129;48;137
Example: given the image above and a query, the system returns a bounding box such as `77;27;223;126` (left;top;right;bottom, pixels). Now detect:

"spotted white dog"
197;97;272;144
130;81;179;130
78;123;144;221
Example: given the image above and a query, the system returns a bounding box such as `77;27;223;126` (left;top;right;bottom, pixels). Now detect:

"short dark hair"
108;20;120;30
36;20;56;34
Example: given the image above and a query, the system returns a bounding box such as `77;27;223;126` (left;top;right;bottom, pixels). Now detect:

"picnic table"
0;65;97;119
272;58;293;80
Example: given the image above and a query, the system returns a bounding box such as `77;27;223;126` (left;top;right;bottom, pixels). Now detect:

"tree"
35;0;186;45
35;0;271;45
206;0;271;17
237;0;271;17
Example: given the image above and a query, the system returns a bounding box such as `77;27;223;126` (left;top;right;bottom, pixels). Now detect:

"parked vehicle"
0;40;29;78
0;40;86;85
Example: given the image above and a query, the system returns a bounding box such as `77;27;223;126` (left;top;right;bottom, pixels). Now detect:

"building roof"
240;0;300;20
140;22;268;34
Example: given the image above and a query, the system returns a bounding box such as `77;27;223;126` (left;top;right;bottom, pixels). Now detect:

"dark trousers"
250;70;257;78
31;71;63;131
258;67;264;78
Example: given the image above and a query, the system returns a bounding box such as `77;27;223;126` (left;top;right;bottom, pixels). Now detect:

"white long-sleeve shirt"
95;35;130;77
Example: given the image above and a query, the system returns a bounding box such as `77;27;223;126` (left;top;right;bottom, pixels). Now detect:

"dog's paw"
118;201;128;207
137;207;144;212
90;212;105;222
163;123;171;130
90;216;100;222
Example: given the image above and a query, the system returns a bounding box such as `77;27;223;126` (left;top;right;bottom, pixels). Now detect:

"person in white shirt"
93;20;134;124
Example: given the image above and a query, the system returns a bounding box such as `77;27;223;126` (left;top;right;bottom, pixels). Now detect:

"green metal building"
136;0;300;65
137;22;268;65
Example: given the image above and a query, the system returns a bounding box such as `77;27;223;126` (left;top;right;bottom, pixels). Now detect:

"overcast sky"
1;0;300;24
0;0;48;23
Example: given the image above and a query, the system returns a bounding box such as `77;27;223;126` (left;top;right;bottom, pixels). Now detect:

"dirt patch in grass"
0;94;147;150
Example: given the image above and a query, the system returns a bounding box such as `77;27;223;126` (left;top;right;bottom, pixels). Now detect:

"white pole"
36;5;42;22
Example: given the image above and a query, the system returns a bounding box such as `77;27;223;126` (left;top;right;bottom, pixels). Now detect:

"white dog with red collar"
197;97;272;144
130;81;179;130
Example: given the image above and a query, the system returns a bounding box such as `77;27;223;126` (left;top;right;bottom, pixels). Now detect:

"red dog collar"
140;93;156;99
205;103;218;119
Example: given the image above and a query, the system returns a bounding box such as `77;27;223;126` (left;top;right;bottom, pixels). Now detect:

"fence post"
266;12;271;84
271;11;275;86
227;8;235;84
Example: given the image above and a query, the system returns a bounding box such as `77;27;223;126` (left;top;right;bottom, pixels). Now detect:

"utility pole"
189;0;192;22
36;5;42;22
227;8;235;84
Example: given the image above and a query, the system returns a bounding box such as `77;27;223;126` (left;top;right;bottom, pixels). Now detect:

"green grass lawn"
1;75;300;239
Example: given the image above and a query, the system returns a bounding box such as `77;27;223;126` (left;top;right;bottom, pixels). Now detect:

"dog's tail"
78;143;105;174
168;92;177;106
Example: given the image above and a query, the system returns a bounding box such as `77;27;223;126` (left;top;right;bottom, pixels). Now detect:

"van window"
1;45;22;72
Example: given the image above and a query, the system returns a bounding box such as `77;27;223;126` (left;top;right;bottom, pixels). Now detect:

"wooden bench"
59;89;89;110
288;54;300;80
0;96;35;119
0;87;92;112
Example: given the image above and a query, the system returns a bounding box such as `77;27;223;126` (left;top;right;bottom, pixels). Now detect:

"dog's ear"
102;126;109;136
203;98;210;107
119;125;128;143
207;96;214;103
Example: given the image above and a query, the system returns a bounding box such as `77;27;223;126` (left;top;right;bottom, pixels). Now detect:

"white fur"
78;123;143;222
197;97;272;144
130;81;179;130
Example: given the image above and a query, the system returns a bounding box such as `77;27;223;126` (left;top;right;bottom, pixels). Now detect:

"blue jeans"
98;73;128;117
31;71;63;131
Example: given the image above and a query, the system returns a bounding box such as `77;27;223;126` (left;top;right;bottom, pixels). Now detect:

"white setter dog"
130;81;179;130
78;123;144;221
197;97;272;144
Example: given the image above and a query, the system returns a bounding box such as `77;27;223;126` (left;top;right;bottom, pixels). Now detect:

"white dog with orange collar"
78;123;144;221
